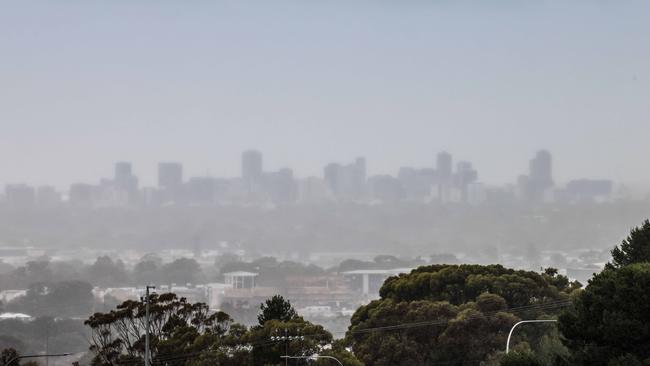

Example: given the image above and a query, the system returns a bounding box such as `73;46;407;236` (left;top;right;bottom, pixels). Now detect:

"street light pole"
506;320;558;354
4;353;72;366
144;285;156;366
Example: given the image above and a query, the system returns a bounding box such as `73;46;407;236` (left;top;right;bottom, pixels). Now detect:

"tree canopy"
85;293;233;366
347;264;578;366
85;293;360;366
559;263;650;365
607;219;650;269
257;295;297;326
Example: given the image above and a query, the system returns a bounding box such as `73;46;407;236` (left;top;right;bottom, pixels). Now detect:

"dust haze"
1;0;650;357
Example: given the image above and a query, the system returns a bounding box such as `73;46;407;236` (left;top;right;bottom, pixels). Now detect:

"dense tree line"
83;294;359;366
5;219;650;365
557;219;650;365
346;264;579;366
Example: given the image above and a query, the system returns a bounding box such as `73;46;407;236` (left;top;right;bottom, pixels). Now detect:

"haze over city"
2;2;650;366
2;1;650;188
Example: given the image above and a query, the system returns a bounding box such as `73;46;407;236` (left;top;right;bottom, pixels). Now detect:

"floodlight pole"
506;320;558;354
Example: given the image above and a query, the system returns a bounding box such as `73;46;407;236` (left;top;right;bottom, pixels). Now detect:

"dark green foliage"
84;293;356;366
349;264;577;366
0;348;21;366
162;258;203;285
559;263;650;365
607;219;650;269
85;293;234;366
500;351;543;366
257;295;297;326
245;318;333;365
379;264;575;308
86;256;128;287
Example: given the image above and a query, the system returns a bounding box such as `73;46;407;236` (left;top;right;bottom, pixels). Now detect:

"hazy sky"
1;1;649;189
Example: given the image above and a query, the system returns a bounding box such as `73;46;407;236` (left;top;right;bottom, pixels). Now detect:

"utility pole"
271;329;304;366
45;322;49;366
144;285;156;366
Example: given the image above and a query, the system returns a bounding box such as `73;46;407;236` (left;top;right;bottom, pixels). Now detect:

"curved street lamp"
281;355;344;365
506;320;558;354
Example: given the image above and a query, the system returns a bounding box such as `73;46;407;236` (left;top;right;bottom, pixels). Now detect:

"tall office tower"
454;161;478;202
158;162;183;189
115;162;132;183
398;167;437;200
323;163;341;195
354;157;367;183
265;168;298;203
436;151;453;182
242;150;263;183
69;183;96;206
530;150;553;189
5;184;36;209
114;161;139;202
436;151;453;202
36;186;61;207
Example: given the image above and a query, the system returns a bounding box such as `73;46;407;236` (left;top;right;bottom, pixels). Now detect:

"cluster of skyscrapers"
1;150;614;209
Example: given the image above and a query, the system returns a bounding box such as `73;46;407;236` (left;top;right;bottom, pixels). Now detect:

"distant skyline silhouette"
1;1;649;188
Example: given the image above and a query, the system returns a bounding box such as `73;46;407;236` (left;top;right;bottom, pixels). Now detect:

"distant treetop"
607;219;650;269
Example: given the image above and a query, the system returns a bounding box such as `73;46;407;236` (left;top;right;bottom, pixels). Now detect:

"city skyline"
2;2;650;188
0;148;623;190
1;149;616;208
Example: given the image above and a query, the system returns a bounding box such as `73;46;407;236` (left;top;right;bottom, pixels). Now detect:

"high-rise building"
368;175;404;203
454;161;478;202
4;184;35;208
242;150;263;183
323;158;367;201
398;167;436;200
115;162;132;183
264;168;297;203
69;183;96;205
527;150;554;202
518;150;554;202
436;152;453;183
324;163;341;195
113;161;139;203
530;150;553;189
36;186;61;207
158;162;183;189
436;151;453;202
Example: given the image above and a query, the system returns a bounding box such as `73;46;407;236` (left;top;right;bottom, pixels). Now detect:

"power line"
113;298;573;365
348;299;572;335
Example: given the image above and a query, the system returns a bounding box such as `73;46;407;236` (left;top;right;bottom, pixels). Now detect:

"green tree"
0;348;21;366
257;295;297;326
500;350;543;366
607;219;650;269
84;293;234;366
558;263;650;365
314;339;363;366
162;258;202;285
132;260;160;286
86;256;128;287
245;318;333;365
348;264;577;366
